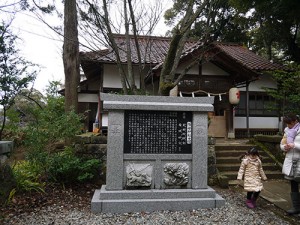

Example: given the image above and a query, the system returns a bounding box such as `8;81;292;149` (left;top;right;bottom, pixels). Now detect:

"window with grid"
235;92;277;116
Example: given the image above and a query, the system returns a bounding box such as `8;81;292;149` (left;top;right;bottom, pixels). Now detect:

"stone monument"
91;93;225;213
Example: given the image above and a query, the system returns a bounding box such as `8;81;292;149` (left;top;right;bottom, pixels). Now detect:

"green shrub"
3;81;100;190
46;147;100;184
20;93;99;186
12;160;45;192
0;165;16;205
9;160;45;203
23;103;83;154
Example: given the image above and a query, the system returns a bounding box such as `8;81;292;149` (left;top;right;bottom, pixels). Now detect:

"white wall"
102;113;108;127
239;73;277;92
202;62;229;76
78;93;98;102
176;62;199;74
175;62;229;76
103;64;143;88
234;117;279;129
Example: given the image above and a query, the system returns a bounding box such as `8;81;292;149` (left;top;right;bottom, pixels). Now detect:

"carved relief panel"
126;163;153;187
163;163;189;187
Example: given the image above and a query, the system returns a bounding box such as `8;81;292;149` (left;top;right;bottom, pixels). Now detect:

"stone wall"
253;135;284;166
207;144;218;185
74;134;107;159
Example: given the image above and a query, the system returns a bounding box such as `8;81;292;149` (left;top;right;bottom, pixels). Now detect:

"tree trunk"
159;31;182;95
128;0;145;93
124;0;137;94
158;0;207;96
63;0;80;112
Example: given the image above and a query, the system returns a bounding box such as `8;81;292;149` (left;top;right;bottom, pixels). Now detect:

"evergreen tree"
0;21;37;140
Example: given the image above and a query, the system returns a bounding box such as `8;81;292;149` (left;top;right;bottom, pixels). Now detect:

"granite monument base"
91;185;225;213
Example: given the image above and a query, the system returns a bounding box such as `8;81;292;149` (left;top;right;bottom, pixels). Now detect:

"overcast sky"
1;1;172;94
1;1;65;94
13;13;63;93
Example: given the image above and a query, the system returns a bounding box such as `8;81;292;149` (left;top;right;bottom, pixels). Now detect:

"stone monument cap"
100;93;214;112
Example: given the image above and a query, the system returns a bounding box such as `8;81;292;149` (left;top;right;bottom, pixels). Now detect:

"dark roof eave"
213;44;287;71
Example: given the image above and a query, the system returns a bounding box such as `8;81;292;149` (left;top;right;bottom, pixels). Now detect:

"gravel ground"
1;185;299;225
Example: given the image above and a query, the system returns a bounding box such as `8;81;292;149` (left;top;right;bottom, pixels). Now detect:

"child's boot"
246;199;254;209
251;196;257;208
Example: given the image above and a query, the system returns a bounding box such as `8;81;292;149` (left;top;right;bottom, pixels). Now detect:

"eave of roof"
80;34;197;65
80;34;287;74
212;43;286;71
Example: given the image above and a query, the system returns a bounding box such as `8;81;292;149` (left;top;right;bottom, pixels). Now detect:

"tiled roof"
80;34;285;72
80;34;196;64
212;43;285;71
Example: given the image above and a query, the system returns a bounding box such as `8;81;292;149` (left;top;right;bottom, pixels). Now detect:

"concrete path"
234;179;296;212
260;179;294;211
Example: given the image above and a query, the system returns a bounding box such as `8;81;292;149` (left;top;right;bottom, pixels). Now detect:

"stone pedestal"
0;141;13;154
0;141;13;165
92;185;224;213
91;93;225;213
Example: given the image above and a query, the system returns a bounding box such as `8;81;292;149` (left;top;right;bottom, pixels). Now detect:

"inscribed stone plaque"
124;110;192;154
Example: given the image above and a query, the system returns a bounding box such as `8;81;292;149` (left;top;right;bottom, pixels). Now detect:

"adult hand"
287;143;295;150
284;143;295;152
284;144;290;151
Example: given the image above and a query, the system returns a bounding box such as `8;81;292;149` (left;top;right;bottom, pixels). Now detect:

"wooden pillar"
227;105;235;139
246;81;250;138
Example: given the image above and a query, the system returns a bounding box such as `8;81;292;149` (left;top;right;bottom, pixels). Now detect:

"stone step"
216;163;281;172
228;180;240;186
215;150;268;157
214;142;284;188
219;170;284;180
216;156;274;164
215;145;255;151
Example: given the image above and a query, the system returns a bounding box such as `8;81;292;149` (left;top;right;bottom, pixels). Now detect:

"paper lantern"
229;87;240;105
